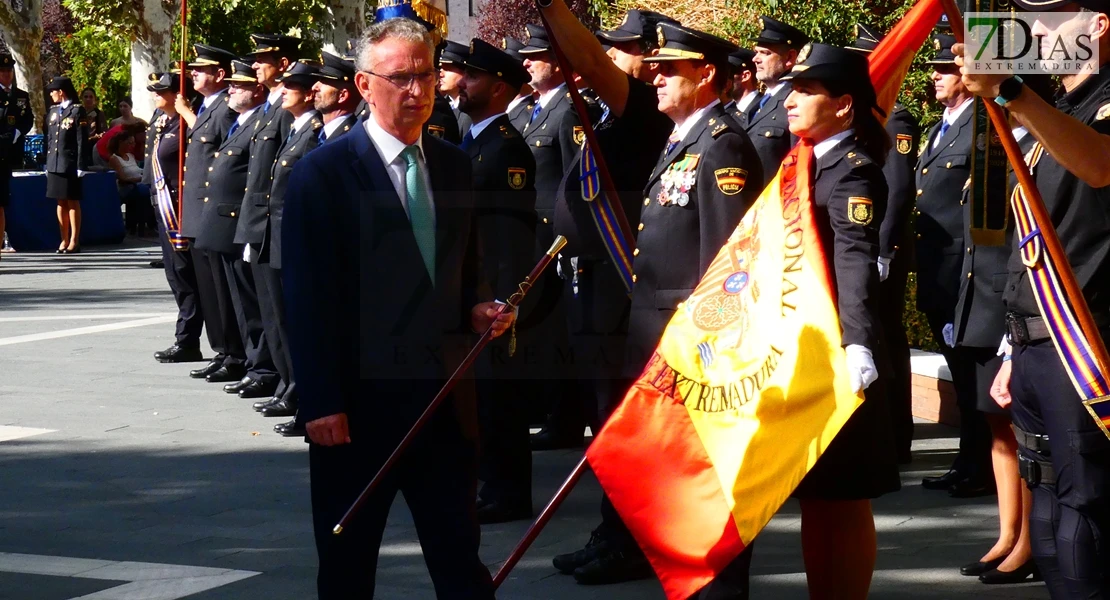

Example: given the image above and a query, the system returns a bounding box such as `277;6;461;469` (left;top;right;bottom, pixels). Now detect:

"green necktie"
401;145;436;283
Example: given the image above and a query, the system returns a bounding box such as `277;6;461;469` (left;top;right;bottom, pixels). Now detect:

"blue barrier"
6;171;125;251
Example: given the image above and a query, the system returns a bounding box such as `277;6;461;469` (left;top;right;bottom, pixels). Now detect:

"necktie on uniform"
931;120;951;153
529;102;542;124
401;145;436;283
665;131;682;155
460;130;475;151
197;103;206;117
262;100;272;114
285;126;297;145
317;129;326;144
227;120;240;138
757;94;770;112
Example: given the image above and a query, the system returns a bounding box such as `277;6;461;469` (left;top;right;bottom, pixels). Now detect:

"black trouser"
191;245;244;367
926;312;991;480
222;250;278;384
253;259;294;400
476;343;532;509
157;220;203;349
879;256;913;461
310;381;493;599
1011;340;1110;598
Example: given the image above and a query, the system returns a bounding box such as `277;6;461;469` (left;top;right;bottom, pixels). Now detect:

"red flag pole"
940;0;1110;368
177;0;188;221
333;236;569;535
493;456;589;588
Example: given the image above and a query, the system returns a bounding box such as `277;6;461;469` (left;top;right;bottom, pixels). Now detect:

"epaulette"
312;118;323;130
499;124;517;139
845;150;873;168
708;117;730;138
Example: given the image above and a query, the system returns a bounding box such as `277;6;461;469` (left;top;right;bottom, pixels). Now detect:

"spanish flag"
584;2;943;598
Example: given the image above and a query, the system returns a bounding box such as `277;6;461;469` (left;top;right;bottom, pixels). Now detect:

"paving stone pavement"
0;244;1051;599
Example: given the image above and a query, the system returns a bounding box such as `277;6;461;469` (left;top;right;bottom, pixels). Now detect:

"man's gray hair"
356;18;435;72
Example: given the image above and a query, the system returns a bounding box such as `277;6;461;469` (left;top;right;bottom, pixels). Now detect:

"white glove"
845;344;878;394
877;256;891;282
942;322;955;348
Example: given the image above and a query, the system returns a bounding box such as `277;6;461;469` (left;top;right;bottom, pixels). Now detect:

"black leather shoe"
921;470;966;490
259;397;297;417
477;501;532;525
979;560;1041;584
223;376;253;393
572;549;654;585
205;365;246;383
154;344;203;363
553;530;609;574
190;359;224;379
530;427;584;451
949;478;997;498
238;379;277;399
149;260;164;268
960;557;1004;576
253;396;281;411
274;419;305;437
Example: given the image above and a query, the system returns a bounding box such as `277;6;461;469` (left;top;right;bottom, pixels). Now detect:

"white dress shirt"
814;129;855;159
266;87;283;110
536;82;567;110
737;90;760;113
932;97;974;149
322;114;353;140
671;99;721;144
764;82;786;100
363;115;435;225
201;91;224;111
466;113;501;140
506;95;529;116
289;110;318;136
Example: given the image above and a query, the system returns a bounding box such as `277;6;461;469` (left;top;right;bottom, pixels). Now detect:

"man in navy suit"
282;18;512;599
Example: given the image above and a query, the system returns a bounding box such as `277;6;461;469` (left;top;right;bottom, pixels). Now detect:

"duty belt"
1013;424;1056;486
1006;311;1110;346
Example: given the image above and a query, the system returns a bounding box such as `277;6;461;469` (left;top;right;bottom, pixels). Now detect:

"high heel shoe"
65;246;80;254
979;559;1041;584
959;557;1003;576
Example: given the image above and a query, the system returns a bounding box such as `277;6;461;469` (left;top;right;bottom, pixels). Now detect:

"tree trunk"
131;0;174;121
321;0;364;56
0;0;45;133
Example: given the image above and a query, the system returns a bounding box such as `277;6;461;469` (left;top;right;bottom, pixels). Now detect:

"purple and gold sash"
151;132;188;252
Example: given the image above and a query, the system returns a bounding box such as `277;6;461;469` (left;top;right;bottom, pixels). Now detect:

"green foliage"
57;25;131;115
904;273;938;351
180;0;332;58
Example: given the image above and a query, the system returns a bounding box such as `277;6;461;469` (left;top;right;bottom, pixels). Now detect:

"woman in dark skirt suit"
45;76;87;253
779;44;900;598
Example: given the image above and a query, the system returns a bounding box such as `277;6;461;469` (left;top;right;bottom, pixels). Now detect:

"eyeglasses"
366;70;437;90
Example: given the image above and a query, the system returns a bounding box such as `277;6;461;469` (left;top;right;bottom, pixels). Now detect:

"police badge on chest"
658;154;699;207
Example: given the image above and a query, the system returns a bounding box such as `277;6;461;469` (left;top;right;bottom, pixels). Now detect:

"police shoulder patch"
1096;103;1110;121
572;125;585;146
847;197;873;226
508;167;526;190
714;167;748;195
896;133;912;155
711;122;730;137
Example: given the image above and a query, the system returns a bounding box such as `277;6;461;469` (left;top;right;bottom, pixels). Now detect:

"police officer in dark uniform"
0;53;32;259
451;38;539;524
144;72;206;366
502;37;536;132
192;61;267;396
517;22;589;449
341;41;371;121
916;34;993;495
175;44;242;380
227;33;300;402
724;48;762;127
44;76;87;253
745;16;807;176
958;1;1110;593
249;61;322;428
310;52;360;146
537;1;763;580
438;40;472;137
846;23;922;463
551;7;674;461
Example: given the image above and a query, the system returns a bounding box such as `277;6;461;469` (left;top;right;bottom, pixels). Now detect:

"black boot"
572;547;654;585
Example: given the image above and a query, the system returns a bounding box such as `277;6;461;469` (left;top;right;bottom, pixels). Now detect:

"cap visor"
518;46;551;55
597;30;641;43
924;58;956;65
1012;0;1068;9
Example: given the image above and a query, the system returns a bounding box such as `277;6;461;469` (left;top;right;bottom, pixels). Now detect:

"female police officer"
779;43;900;599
